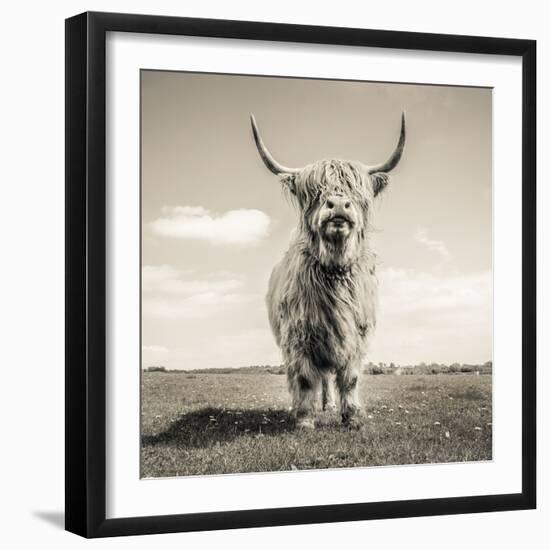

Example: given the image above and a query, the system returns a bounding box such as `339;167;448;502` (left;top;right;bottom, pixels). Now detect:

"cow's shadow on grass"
142;408;298;450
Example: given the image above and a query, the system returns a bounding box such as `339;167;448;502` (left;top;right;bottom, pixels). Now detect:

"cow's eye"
326;200;334;209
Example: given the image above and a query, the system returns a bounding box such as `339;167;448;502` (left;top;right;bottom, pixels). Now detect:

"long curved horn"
367;112;406;174
250;114;300;175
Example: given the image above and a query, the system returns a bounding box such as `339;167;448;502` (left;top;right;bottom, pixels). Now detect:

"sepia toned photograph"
140;70;493;478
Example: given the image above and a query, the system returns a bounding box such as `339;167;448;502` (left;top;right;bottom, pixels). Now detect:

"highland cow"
251;113;406;429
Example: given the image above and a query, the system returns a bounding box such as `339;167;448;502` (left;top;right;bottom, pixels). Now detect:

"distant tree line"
143;361;492;376
363;361;492;375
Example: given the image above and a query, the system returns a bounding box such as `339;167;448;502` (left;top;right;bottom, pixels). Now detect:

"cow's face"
292;161;371;266
251;114;405;267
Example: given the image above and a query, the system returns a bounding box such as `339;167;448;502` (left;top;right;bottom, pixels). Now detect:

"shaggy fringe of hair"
281;159;375;212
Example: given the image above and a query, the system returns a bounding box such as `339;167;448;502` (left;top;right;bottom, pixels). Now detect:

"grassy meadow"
141;371;492;478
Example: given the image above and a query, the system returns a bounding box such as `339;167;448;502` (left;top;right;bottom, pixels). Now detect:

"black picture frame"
65;11;536;538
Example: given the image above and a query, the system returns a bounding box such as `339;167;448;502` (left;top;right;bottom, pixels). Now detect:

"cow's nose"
325;196;351;212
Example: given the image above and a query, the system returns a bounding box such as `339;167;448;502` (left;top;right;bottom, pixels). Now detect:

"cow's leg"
336;362;363;428
287;361;320;429
321;371;337;412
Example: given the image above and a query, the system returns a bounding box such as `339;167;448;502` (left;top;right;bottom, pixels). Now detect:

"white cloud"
415;228;451;261
150;329;281;370
142;345;168;353
143;292;254;320
150;206;271;245
142;264;244;295
142;264;254;319
371;268;492;364
379;268;491;315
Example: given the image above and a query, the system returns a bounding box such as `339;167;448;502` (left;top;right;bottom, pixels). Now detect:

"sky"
141;70;492;369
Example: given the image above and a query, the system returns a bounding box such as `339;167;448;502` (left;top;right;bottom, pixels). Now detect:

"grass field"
141;372;492;478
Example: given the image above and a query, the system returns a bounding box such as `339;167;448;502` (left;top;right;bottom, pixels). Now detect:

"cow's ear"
371;172;390;197
280;173;297;195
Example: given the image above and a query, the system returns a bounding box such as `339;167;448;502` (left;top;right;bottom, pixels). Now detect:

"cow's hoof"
296;417;315;430
323;403;338;413
342;413;364;430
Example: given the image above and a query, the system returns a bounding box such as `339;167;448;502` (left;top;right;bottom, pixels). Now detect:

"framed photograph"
65;11;536;538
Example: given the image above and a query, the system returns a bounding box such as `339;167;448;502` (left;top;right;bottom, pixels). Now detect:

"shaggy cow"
251;113;406;429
